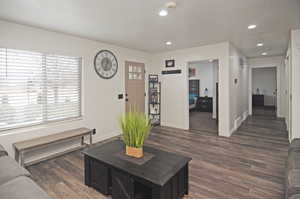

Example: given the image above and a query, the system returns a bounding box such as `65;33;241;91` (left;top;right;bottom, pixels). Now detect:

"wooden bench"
13;128;95;166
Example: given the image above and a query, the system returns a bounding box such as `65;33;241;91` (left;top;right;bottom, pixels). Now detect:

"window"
0;48;82;131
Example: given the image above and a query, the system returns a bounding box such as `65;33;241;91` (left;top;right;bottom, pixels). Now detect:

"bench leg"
81;136;85;146
19;151;24;167
15;149;25;167
90;133;93;145
14;149;19;162
81;135;92;147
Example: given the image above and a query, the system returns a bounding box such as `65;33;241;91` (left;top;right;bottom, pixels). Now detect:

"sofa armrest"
0;145;8;157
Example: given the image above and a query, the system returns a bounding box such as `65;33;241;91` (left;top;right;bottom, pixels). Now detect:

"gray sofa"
0;144;51;199
286;139;300;199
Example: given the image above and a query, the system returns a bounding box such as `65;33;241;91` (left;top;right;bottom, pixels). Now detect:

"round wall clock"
94;50;118;79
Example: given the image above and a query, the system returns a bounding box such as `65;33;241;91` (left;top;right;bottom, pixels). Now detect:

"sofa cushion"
289;139;300;154
290;195;300;199
291;139;300;148
287;151;300;170
288;170;300;188
0;156;30;185
0;176;51;199
0;145;8;157
287;170;300;199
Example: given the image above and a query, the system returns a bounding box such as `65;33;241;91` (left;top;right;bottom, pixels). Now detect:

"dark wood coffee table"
83;140;191;199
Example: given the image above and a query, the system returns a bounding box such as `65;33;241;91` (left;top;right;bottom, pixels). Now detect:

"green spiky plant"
120;111;152;148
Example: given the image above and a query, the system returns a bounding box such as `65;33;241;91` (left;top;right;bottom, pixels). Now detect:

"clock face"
94;50;118;79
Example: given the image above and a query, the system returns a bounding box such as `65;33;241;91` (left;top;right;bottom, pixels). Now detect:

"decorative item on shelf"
148;74;161;126
149;75;158;82
165;59;175;67
151;92;158;104
256;88;260;94
120;110;152;158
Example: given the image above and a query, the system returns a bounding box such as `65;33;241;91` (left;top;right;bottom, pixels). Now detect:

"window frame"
0;47;83;132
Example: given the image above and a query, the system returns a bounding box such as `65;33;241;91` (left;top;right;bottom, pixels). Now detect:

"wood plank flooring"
27;109;289;199
189;111;218;134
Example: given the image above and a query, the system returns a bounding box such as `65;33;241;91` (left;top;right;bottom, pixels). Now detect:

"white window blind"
0;48;82;131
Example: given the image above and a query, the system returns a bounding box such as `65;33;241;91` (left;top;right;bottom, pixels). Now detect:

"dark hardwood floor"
28;108;289;199
189;111;218;134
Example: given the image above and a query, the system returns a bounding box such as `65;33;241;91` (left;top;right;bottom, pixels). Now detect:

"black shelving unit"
148;75;161;126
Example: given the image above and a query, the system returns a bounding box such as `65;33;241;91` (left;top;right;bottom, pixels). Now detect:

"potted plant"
120;111;152;158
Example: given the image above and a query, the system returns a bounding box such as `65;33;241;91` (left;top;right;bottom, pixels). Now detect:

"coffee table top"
83;140;191;186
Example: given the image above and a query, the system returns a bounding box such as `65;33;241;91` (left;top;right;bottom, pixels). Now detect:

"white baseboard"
230;111;249;135
161;121;189;130
234;116;243;130
243;111;249;121
212;112;216;119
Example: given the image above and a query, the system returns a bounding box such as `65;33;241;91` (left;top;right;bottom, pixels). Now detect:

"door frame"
248;65;280;117
186;59;220;133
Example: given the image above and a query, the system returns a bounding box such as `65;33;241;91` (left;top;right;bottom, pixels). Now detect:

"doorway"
188;59;219;134
251;67;277;117
125;61;145;113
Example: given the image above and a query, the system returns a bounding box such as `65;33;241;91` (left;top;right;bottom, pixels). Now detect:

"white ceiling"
0;0;299;57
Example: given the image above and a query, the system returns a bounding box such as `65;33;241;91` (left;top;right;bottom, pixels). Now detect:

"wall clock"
94;50;118;79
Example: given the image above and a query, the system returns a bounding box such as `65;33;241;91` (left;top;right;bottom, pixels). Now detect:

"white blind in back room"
0;48;82;131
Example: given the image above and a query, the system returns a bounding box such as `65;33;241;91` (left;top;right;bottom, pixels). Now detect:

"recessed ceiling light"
248;24;257;29
165;2;177;9
159;9;168;16
262;52;268;56
257;43;264;47
166;41;172;45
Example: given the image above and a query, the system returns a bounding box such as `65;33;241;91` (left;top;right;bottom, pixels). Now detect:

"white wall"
149;42;249;136
0;20;150;156
149;42;236;137
252;67;277;106
291;29;300;141
228;44;249;133
189;61;214;97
